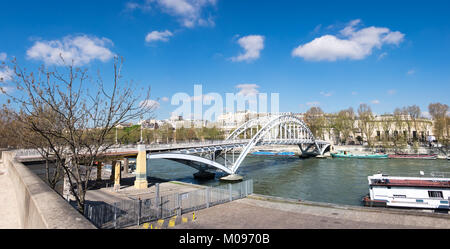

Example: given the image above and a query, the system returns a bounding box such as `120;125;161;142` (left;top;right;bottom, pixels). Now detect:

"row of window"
376;130;428;141
392;191;444;198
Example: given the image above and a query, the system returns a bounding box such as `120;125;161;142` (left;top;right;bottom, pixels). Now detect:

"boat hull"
331;153;388;159
251;151;296;156
362;195;387;208
388;154;437;159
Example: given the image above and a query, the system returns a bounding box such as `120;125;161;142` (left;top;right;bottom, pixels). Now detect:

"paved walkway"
172;195;450;229
0;161;20;228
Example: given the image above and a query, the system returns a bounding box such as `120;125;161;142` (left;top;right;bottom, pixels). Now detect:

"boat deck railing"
371;171;450;179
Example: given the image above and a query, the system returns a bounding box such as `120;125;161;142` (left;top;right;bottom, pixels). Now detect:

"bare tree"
357;103;376;147
304;107;326;139
380;114;394;148
428;102;449;145
3;56;157;213
332;107;355;144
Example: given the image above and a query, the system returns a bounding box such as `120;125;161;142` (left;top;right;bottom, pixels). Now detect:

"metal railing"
84;179;253;229
13;140;253;158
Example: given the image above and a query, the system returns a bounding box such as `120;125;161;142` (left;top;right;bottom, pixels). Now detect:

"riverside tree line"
303;103;449;148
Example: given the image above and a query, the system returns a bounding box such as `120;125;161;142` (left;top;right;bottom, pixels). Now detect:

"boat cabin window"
428;191;443;198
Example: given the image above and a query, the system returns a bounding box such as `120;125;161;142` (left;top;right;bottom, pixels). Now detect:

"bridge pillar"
113;160;121;191
110;160;115;181
123;158;129;175
134;144;148;189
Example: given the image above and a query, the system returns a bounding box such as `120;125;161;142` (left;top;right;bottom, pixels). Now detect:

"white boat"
362;172;450;210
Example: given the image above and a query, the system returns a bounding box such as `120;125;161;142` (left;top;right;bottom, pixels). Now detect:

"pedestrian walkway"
172;195;450;229
0;161;20;228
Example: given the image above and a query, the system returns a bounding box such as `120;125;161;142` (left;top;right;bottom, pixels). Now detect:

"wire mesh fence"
84;179;253;229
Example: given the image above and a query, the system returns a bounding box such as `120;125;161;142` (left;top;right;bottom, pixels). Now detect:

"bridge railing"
14;140;254;159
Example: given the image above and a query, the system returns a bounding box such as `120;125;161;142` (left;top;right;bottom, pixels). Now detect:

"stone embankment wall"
2;151;95;229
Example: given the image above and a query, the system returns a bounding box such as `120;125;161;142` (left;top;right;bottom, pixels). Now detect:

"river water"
148;156;450;207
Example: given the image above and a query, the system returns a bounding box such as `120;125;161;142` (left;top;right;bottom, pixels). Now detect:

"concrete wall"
2;151;96;229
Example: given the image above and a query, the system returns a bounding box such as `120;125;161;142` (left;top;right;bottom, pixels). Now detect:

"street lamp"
140;115;143;144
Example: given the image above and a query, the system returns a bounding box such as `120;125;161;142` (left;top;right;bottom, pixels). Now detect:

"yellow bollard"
142;223;149;229
150;224;153;229
192;212;196;221
168;219;175;228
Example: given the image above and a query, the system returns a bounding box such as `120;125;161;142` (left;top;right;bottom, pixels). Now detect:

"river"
147;156;450;207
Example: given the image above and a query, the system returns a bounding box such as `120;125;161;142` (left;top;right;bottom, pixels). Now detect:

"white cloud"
0;67;13;82
371;99;380;104
351;91;358;95
140;99;160;109
161;96;169;102
236;84;260;96
0;52;6;61
130;0;217;28
387;89;396;95
306;101;320;107
292;19;405;61
26;35;114;66
377;52;388;60
0;86;14;95
125;1;152;12
145;30;173;43
407;69;415;75
320;91;333;97
231;35;265;62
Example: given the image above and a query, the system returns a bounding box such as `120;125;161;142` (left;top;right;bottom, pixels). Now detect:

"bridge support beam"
134;144;148;189
123;158;129;175
113;160;121;191
193;170;215;180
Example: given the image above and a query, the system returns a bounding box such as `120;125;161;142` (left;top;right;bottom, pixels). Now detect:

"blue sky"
1;0;449;120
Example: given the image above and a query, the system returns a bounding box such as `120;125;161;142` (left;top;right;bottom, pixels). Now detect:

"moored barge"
388;153;437;159
331;152;388;159
363;173;450;210
251;150;296;156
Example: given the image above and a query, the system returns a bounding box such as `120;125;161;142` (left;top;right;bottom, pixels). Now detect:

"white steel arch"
228;114;322;173
146;114;330;175
148;153;233;174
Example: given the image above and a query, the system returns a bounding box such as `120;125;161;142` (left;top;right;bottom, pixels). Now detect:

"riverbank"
248;144;448;159
334;145;448;159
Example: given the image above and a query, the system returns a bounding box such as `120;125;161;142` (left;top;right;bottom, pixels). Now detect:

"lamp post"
140;116;143;144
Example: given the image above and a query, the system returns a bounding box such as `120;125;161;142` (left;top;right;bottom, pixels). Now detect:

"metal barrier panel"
209;187;229;206
161;194;177;219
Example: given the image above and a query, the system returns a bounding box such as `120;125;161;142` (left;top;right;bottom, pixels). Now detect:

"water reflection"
148;156;450;206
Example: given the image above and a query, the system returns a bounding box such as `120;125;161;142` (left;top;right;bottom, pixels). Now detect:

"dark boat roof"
371;178;450;188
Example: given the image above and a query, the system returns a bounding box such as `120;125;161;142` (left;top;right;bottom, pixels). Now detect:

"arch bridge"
147;113;330;176
12;113;331;189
